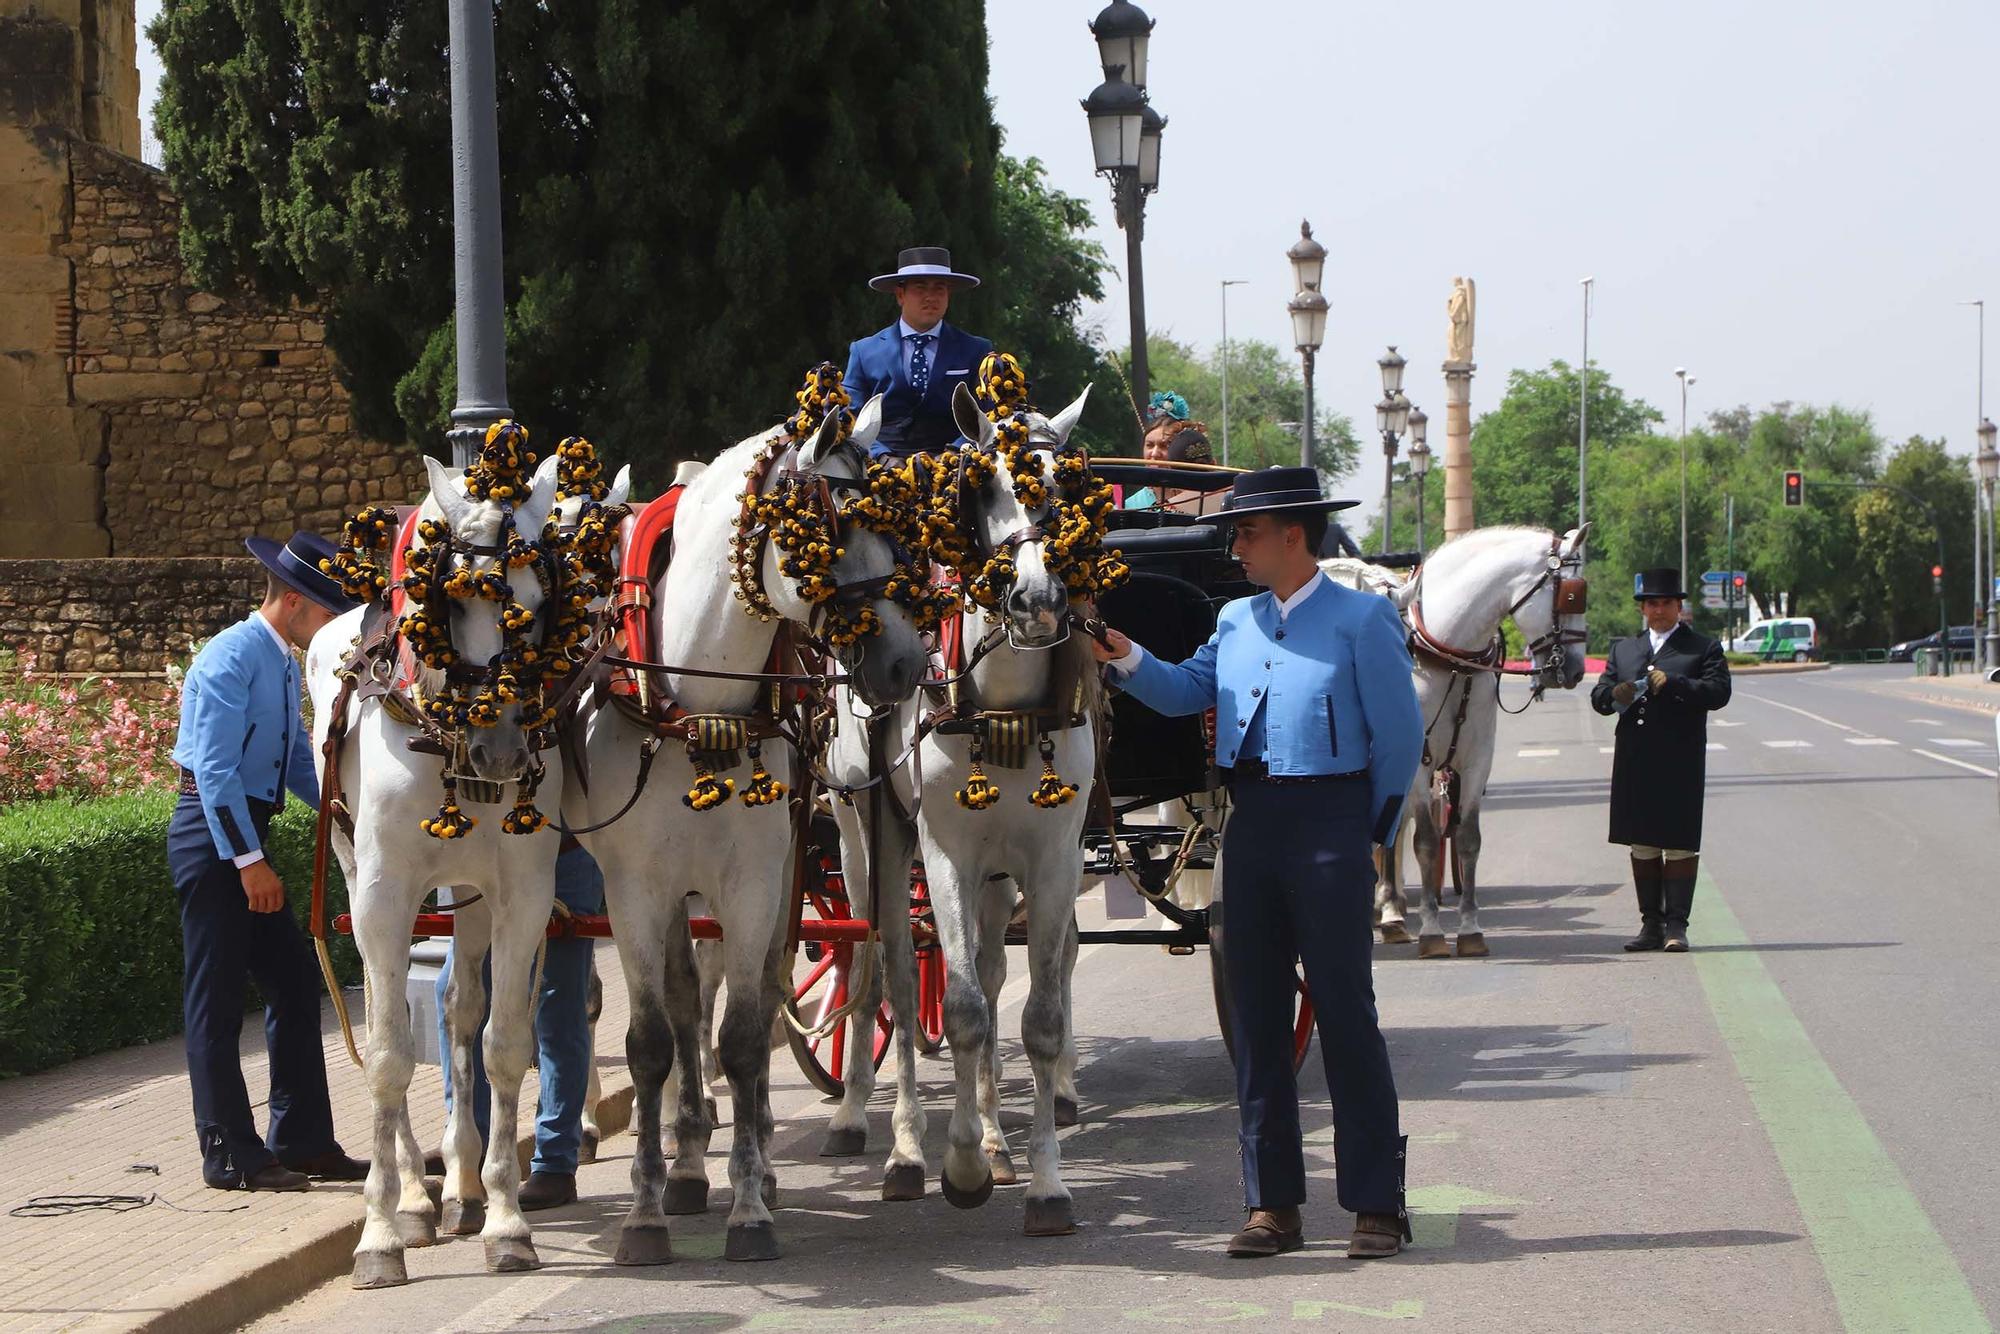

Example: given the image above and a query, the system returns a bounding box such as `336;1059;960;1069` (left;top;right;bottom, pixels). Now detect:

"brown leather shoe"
241;1163;312;1192
1349;1211;1406;1258
1226;1207;1303;1257
518;1170;578;1212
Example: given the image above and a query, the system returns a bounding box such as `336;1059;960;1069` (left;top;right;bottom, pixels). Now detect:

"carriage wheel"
1206;887;1314;1073
909;876;947;1055
783;868;895;1100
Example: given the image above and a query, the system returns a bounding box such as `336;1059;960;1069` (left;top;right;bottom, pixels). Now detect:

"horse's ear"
850;394;885;451
516;454;562;533
1562;521;1592;558
951;382;994;451
1047;383;1092;444
606;464;633;509
798;409;845;471
424;456;470;528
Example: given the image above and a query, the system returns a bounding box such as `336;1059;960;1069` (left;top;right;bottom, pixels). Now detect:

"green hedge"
0;791;360;1078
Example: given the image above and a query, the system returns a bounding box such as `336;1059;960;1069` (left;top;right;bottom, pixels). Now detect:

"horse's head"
950;380;1092;649
1514;522;1592;692
419;451;562;782
759;395;928;706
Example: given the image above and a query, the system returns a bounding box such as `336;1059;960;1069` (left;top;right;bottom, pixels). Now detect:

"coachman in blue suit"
168;531;366;1191
843;246;993;460
1094;468;1425;1260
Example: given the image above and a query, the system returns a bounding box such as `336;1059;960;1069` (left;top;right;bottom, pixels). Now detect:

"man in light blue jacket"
169;531;365;1191
1094;467;1423;1259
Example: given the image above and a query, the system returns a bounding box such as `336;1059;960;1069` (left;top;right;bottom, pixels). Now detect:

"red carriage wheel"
784;863;894;1099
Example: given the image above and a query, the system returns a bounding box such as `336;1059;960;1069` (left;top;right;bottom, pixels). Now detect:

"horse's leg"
1410;788;1451;960
659;901;714;1217
697;934;723;1099
711;877;785;1261
1019;854;1081;1237
595;841;677;1266
1052;916;1080;1127
822;801;889;1159
1454;805;1489;956
477;893;551;1273
920;835;994;1209
349;874;425;1289
438;904;492;1235
877;816;930;1199
579;959;602;1164
1377;813;1415;944
973;880;1016;1185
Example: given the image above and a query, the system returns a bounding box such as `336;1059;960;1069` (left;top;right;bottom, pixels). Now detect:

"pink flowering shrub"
0;648;182;807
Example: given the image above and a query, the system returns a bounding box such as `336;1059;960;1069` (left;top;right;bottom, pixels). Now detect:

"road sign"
1699;590;1730;610
1701;570;1746;585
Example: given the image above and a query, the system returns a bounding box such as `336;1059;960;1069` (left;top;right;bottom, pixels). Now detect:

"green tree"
1467;360;1662;532
1852;435;1976;643
1131;335;1360;481
152;2;1106;488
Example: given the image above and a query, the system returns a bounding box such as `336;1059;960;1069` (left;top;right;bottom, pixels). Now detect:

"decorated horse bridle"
1407;534;1588;695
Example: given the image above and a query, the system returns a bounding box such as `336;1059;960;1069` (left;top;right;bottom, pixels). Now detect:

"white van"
1730;617;1818;661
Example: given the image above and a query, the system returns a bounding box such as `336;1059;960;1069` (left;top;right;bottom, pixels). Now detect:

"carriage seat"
1102;524;1224;559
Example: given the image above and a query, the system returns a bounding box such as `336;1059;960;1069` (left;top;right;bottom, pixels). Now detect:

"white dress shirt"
898;317;943;379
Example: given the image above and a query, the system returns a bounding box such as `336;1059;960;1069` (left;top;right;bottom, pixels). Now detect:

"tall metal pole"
1578;278;1594;539
445;0;512;467
1119;175;1151;414
1971;300;1987;669
1220;279;1245;465
1677;369;1693;584
1300;348;1316;470
1725;494;1736;644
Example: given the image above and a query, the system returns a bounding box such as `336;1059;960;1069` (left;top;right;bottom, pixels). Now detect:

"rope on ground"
11;1167;249;1217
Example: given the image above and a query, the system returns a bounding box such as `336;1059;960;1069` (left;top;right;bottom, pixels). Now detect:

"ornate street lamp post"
1285;221;1328;469
1084;1;1162;419
1407;407;1431;555
1675;366;1696;584
1377;346;1409;548
445;0;512;466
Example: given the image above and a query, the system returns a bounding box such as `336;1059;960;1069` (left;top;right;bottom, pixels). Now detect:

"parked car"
1887;626;1976;662
1731;617;1819;661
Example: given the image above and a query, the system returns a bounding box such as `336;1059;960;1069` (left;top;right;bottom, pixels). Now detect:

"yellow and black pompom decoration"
1029;736;1079;809
684;758;736;812
421;781;477;839
462;419;538;503
740;742;788;807
955;740;1002;810
322;505;396;602
501;797;549;835
554;435;607;502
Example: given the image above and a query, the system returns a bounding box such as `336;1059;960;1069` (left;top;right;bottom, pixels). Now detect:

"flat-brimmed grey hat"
869;246;981;293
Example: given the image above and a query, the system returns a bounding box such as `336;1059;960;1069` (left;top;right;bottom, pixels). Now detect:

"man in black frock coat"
1590;568;1732;952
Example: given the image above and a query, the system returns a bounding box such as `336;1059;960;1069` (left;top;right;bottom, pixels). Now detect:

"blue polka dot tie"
908;333;936;395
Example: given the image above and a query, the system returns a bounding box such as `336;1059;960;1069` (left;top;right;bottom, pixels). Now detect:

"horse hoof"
1024;1195;1077;1237
394;1210;438;1248
724;1221;782;1263
820;1126;868;1158
440;1198;485;1235
987;1150;1019;1187
1417;934;1451;960
350;1250;407;1290
579;1131;599;1166
484;1236;540;1273
940;1169;995;1210
1054;1096;1080;1127
1379;922;1414;945
663;1177;710;1216
1455;933;1490;958
613;1225;674;1267
762;1174;779;1209
882;1163;927;1202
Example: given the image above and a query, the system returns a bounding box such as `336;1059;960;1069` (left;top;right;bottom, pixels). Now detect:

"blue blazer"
171;613;321;861
843;321;992;456
1118;575;1424;844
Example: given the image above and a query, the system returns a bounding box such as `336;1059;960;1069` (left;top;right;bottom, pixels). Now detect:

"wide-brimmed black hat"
1219;466;1360;519
244;531;360;615
869;246;981;293
1632;567;1686;601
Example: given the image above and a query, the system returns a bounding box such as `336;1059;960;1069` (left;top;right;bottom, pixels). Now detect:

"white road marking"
1762;740;1814;749
1517;748;1560;758
1599;746;1617;755
1912;748;2000;778
1712;718;1744;728
434;1274;585;1333
1908;717;1943;726
1738;692;1862;733
1845;737;1899;746
1706;743;1726;751
1929;737;1985;749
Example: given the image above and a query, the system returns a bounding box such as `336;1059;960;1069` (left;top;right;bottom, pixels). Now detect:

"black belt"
1223;759;1367;786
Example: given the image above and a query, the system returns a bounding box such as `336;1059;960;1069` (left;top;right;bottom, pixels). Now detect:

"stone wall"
0;0;429;562
0;556;263;674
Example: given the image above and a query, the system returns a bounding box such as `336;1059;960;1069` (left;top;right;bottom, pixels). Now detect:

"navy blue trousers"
1220;778;1406;1218
167;791;338;1186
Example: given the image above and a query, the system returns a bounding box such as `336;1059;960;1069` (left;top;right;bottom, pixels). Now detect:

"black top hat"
1218;466;1360;520
869;246;981;293
245;531;361;615
1632;567;1686;601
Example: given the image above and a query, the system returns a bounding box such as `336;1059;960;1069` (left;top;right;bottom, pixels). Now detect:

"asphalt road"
249;665;1999;1334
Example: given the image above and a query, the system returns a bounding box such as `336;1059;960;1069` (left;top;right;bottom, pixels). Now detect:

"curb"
1728;661;1831;675
98;1073;638;1334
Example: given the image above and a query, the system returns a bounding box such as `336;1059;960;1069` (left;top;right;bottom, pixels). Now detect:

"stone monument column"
1443;277;1477;539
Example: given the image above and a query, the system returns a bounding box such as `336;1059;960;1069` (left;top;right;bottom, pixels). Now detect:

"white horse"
307;453;567;1288
567;397;930;1265
1373;524;1592;957
816;384;1099;1233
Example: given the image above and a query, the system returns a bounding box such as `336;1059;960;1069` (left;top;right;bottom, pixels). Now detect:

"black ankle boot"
1624;855;1666;951
1661;855;1699;952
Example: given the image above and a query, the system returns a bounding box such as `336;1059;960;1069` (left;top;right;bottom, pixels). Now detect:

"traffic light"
1782;469;1804;507
1932;563;1944;596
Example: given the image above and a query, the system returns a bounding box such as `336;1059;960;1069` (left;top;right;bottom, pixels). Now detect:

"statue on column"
1446;277;1476;365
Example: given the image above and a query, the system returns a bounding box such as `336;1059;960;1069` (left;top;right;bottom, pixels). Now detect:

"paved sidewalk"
0;949;634;1334
1864;665;2000;714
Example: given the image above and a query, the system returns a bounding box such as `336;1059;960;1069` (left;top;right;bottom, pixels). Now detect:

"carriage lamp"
1090;0;1155;90
1285;221;1330;469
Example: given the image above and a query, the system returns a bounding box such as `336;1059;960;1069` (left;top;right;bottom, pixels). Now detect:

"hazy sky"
136;1;2000;527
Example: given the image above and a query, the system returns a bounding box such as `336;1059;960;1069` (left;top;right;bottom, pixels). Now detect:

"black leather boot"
1661;855;1699;952
1624;855;1666;951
